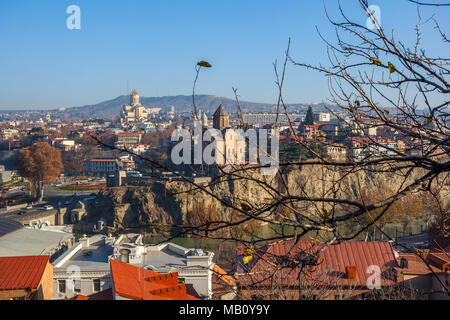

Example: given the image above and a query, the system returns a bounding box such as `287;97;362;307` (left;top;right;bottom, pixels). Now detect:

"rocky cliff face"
87;183;182;229
86;165;449;231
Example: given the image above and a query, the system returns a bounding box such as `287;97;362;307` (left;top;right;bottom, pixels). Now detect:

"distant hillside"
57;94;329;120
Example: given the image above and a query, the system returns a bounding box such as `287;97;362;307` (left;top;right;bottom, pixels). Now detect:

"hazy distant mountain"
57;94;327;120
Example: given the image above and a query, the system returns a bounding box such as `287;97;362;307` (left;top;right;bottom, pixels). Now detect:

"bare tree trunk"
36;181;44;203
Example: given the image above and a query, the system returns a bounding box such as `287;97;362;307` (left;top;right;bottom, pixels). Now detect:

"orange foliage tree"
15;142;64;201
359;187;406;240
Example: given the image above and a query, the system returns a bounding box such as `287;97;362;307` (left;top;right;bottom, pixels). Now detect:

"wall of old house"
402;274;432;298
431;274;450;300
0;289;29;300
0;262;53;300
36;262;54;300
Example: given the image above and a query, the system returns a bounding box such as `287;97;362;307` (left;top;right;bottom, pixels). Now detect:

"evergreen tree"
305;106;315;125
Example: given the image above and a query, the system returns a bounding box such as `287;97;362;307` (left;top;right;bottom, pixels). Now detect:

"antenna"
126;80;129;95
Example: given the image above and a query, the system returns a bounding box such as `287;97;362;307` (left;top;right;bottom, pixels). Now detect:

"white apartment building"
82;158;118;176
52;234;215;299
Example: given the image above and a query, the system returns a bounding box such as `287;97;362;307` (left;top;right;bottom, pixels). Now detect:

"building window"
93;279;101;292
178;277;185;284
58;280;66;294
73;280;81;293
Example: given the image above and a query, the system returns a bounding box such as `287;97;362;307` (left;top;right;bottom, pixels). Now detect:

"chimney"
393;267;404;283
345;266;358;279
400;257;409;269
80;235;90;248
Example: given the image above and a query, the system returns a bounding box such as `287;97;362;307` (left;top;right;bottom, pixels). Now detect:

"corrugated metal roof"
0;227;74;257
398;250;450;275
110;259;200;300
212;264;236;287
236;241;399;288
0;256;50;290
59;289;114;300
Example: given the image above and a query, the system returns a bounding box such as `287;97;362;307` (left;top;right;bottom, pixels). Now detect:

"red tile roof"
110;259;200;300
88;288;114;300
67;295;90;300
428;252;450;271
117;132;141;136
236;241;399;288
212;264;236;288
0;256;51;290
348;137;370;142
212;264;236;299
397;253;437;275
59;289;114;301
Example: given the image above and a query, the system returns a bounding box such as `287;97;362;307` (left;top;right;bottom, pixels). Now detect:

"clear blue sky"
0;0;448;109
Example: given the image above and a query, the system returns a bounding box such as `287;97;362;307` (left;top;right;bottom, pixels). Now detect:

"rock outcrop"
85;164;449;232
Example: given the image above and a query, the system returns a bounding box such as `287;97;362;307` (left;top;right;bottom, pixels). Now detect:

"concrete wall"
0;289;29;300
19;211;58;226
53;243;83;268
2;203;28;212
402;274;432;298
431;274;450;300
178;268;211;298
0;169;13;183
53;271;111;299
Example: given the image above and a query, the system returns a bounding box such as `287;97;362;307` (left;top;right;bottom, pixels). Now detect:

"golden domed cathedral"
120;90;148;123
130;89;140;105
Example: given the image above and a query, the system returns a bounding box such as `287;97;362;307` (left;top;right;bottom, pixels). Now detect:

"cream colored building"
210;105;247;166
327;144;348;162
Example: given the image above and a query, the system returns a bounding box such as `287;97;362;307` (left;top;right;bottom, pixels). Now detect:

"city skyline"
0;0;448;304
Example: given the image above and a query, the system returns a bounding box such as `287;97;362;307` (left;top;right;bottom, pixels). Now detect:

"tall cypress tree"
305;106;315;125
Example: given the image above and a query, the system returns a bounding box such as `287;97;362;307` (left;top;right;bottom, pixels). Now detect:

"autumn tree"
402;193;424;235
424;188;450;249
15;142;64;202
61;144;101;175
141;132;160;146
142;125;175;147
186;202;219;237
357;187;426;240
